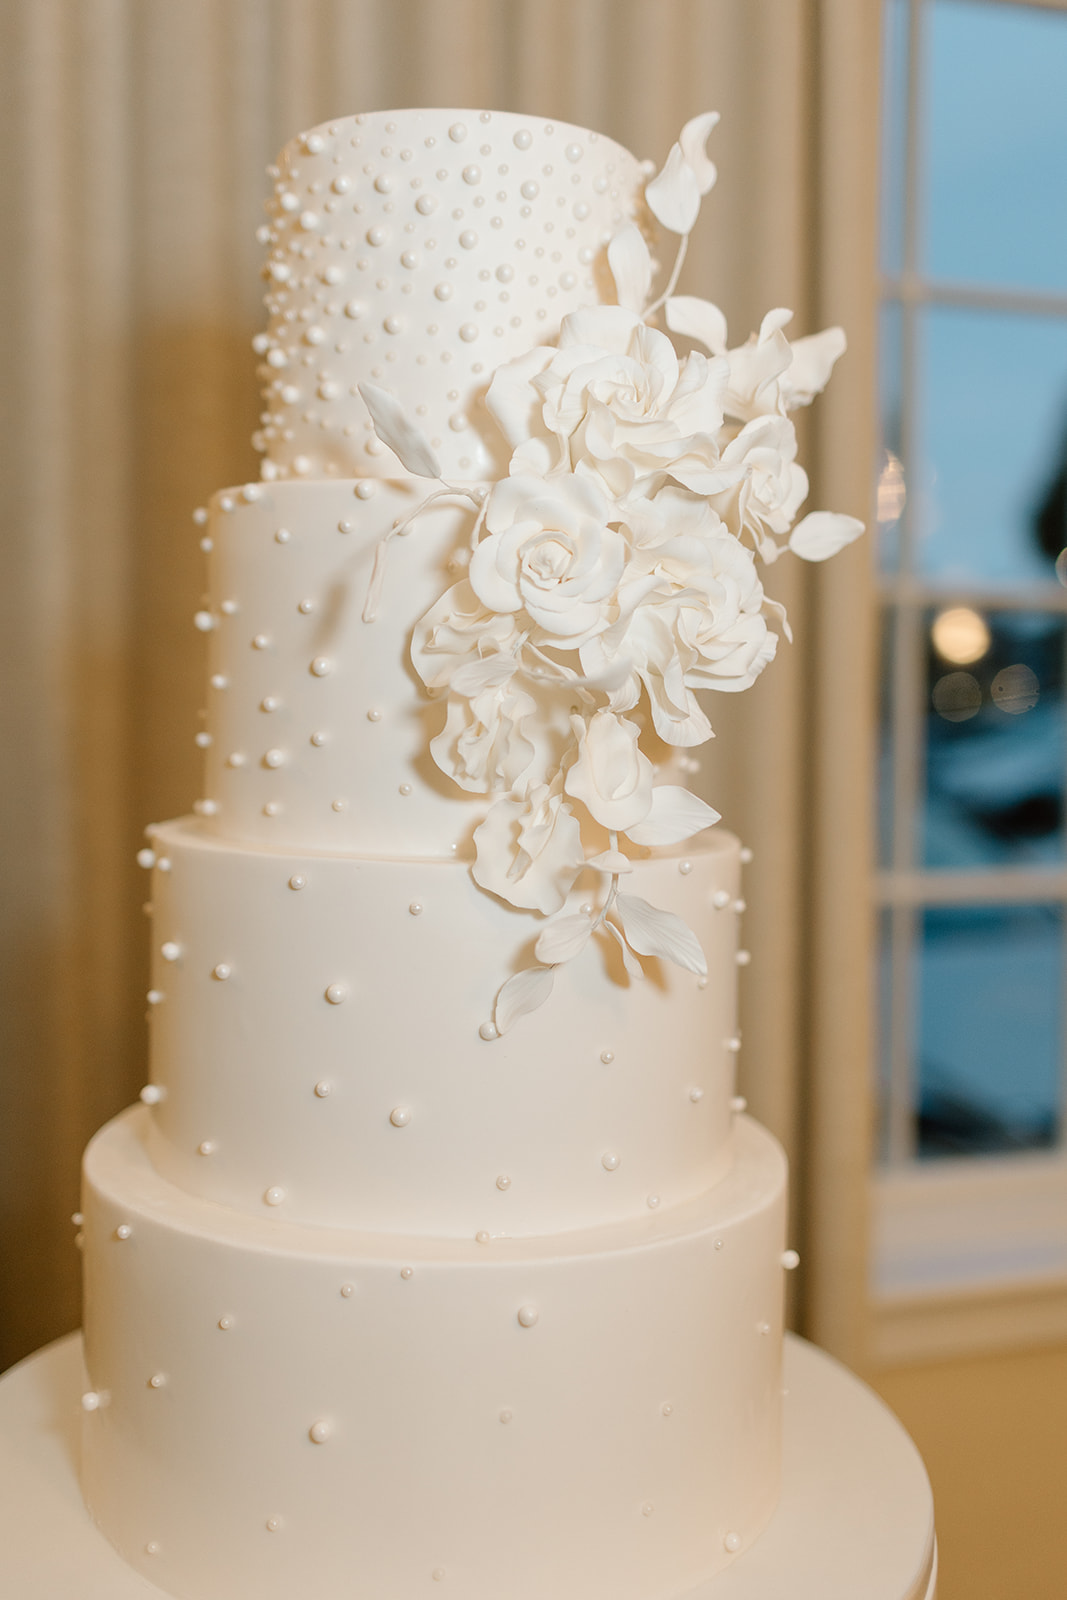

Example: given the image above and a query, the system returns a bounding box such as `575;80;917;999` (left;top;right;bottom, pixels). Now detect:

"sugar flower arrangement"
360;113;863;1032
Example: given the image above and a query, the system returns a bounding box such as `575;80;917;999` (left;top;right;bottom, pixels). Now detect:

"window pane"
880;0;910;277
923;610;1066;869
916;903;1063;1157
924;0;1067;292
915;306;1067;584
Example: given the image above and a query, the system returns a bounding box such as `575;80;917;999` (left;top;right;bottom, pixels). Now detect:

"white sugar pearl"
264;1187;285;1206
724;1532;742;1553
140;1084;164;1104
324;983;348;1005
309;1420;331;1443
160;941;181;962
389;1106;411;1128
601;1151;620;1172
136;848;156;869
782;1249;800;1270
517;1305;539;1328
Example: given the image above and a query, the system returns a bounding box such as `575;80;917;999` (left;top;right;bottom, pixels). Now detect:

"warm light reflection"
931;606;991;664
877;450;907;523
992;663;1040;714
931;671;982;722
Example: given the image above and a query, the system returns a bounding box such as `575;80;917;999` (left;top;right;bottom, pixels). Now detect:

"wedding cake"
77;107;862;1600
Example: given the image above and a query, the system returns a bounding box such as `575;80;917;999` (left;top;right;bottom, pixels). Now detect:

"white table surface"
0;1331;936;1599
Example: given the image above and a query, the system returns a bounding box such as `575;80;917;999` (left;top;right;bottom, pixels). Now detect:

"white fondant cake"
78;106;863;1598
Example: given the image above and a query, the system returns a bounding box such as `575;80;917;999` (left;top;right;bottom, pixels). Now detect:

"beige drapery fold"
0;0;879;1372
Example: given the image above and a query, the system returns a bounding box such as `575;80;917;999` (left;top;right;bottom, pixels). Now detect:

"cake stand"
0;1332;935;1599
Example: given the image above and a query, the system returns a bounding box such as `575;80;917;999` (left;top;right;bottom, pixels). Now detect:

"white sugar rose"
582;516;777;744
430;661;537;795
487;306;727;494
411;580;522;690
472;782;585;915
564;710;654;832
469;473;624;642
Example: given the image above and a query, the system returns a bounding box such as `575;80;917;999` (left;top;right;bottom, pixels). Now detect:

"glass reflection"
916;306;1067;583
923;610;1065;869
925;1;1067;292
916;903;1063;1157
878;302;905;574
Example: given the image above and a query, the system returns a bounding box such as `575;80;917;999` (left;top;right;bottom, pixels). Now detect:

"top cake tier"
256;109;652;482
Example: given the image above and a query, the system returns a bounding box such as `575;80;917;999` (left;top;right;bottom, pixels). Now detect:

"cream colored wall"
872;1342;1067;1600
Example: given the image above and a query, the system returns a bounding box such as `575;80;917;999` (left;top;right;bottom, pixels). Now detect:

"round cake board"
0;1332;935;1599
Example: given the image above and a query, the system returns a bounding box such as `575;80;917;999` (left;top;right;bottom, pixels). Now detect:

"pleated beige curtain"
0;0;879;1372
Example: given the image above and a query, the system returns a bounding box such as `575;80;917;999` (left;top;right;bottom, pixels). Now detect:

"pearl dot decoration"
400;1266;414;1280
495;1174;511;1191
478;1021;499;1041
601;1151;620;1172
288;874;307;890
314;1080;332;1098
600;1049;614;1064
81;1391;102;1412
257;108;648;482
782;1249;801;1270
516;1304;539;1328
389;1106;412;1128
217;1316;234;1331
114;1224;132;1241
265;1517;282;1533
160;941;181;963
264;1187;286;1206
212;963;232;981
139;1084;164;1105
324;983;348;1004
724;1532;742;1554
309;1420;331;1444
148;1373;167;1390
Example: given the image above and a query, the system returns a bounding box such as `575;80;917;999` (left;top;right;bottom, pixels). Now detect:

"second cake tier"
141;818;743;1235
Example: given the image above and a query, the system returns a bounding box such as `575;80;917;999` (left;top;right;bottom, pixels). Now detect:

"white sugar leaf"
358;382;442;479
494;965;554;1034
678;111;720;194
615;894;707;976
665;295;728;355
625;786;720;846
788;511;865;562
586;850;634;874
535;914;594;966
607;223;653;313
605;918;645;980
645;143;702;235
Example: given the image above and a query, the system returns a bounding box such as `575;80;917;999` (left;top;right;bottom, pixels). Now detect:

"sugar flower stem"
645;233;689;320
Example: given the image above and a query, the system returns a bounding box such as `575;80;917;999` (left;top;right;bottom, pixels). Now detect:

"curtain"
0;0;879;1372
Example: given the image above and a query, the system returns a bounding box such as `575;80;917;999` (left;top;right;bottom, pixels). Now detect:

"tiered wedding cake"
77;108;862;1600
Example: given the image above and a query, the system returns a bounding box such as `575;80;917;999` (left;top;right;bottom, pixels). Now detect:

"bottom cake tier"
81;1107;788;1600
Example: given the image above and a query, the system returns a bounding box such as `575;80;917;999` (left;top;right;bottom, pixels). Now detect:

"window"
873;0;1067;1357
